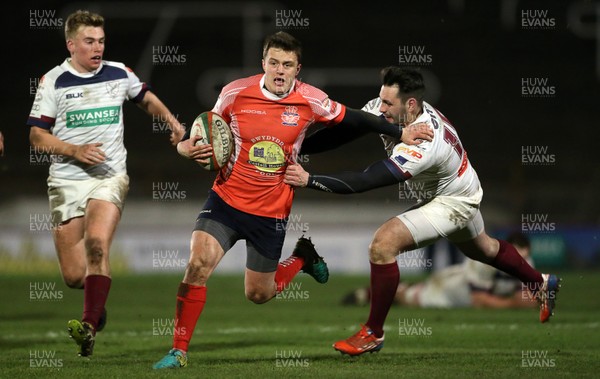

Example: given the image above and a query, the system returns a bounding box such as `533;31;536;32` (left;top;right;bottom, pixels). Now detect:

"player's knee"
368;238;395;263
62;275;84;289
477;236;500;261
245;288;272;304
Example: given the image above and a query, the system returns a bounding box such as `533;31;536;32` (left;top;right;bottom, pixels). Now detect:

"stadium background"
1;0;599;273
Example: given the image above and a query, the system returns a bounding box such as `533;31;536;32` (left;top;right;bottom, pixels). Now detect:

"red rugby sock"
274;256;304;292
173;283;207;352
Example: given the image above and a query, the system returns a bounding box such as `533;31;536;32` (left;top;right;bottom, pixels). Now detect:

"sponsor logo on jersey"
240;109;267;115
66;106;120;128
66;92;83;100
248;141;286;172
281;106;300;126
396;146;423;160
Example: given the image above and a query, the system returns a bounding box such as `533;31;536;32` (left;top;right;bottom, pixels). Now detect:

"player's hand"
284;163;309;187
73;143;106;165
177;135;213;163
169;124;186;146
401;122;433;145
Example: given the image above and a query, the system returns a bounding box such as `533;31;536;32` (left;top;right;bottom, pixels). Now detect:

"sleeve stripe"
27;116;55;130
384;158;412;181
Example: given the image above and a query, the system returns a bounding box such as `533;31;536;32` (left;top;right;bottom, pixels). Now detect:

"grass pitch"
1;270;599;378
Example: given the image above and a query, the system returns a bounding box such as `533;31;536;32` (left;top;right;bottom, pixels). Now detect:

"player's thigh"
394;204;446;250
185;230;226;281
451;220;499;263
53;216;87;285
243;241;279;302
400;195;483;250
370;217;417;263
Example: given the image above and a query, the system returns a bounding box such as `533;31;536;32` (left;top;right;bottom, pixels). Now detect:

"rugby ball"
190;111;233;171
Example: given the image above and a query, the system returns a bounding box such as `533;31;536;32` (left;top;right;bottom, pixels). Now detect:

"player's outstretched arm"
284;160;401;194
136;91;186;146
470;290;537;309
339;108;433;145
301;109;432;155
29;126;106;165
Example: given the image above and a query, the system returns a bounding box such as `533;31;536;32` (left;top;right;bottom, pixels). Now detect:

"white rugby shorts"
397;187;484;247
47;173;129;224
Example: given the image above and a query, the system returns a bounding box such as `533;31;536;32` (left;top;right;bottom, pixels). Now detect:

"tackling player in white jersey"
27;10;185;357
285;66;560;356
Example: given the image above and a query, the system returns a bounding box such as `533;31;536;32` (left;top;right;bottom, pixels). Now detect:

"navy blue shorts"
195;190;287;262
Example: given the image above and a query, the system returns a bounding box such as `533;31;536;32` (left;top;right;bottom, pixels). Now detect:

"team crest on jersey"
281;106;300;126
106;81;120;98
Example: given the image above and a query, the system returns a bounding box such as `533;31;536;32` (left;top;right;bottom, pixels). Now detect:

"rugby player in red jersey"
153;33;433;369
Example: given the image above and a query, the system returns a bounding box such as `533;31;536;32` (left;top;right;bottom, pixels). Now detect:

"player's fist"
284;163;309;187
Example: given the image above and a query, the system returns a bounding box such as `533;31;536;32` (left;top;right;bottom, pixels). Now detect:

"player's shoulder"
100;61;145;81
102;60;134;76
295;80;327;98
102;60;127;70
40;63;67;85
219;74;261;98
361;97;381;115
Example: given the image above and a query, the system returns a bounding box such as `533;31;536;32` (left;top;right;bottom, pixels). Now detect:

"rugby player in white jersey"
27;10;185;357
285;66;560;356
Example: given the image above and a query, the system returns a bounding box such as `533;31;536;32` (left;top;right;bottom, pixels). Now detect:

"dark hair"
262;31;302;63
380;66;425;104
506;231;531;249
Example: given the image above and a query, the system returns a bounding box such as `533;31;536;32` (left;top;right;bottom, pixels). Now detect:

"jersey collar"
63;58;104;78
259;74;296;100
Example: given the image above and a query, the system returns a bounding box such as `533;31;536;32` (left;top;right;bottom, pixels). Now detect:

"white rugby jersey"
464;257;534;298
28;59;148;180
362;98;481;199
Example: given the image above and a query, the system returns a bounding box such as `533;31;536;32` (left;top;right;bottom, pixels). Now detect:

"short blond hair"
65;10;104;40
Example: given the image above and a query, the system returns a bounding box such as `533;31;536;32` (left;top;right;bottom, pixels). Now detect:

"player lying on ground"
343;231;538;310
285;66;560;356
